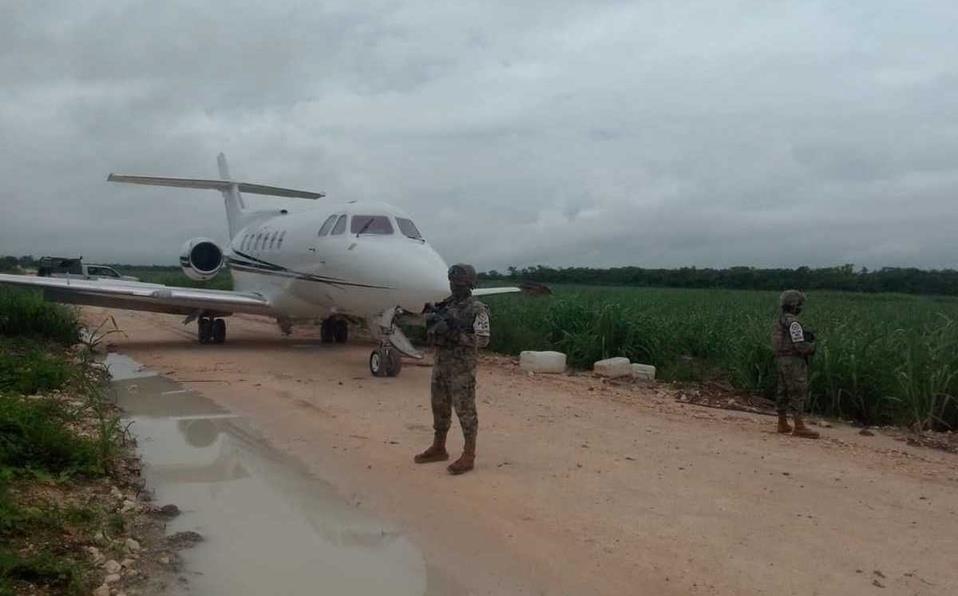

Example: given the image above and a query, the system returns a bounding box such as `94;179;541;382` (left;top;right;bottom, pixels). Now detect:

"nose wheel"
369;346;403;377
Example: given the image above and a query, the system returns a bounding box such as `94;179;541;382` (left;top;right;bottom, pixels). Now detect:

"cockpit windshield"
396;218;423;240
350;215;393;235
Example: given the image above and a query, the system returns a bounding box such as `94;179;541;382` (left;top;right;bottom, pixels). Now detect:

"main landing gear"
369;345;403;377
197;316;226;344
320;318;349;344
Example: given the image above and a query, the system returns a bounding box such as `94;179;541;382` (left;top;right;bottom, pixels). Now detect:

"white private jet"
0;154;530;377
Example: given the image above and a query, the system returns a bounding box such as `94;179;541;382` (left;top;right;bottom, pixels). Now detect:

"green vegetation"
0;288;80;344
482;264;958;296
485;286;958;430
0;289;122;595
0;257;22;274
0;339;74;395
116;266;234;291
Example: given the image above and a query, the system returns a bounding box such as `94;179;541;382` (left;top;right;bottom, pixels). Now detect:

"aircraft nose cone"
358;241;448;312
415;251;450;307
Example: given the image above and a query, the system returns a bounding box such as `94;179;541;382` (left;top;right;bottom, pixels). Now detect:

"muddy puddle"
106;353;452;595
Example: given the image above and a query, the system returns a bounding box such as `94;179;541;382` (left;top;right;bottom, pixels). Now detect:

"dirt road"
89;308;958;595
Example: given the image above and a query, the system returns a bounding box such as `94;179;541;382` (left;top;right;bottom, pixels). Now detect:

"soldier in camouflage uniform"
414;264;491;475
772;290;820;438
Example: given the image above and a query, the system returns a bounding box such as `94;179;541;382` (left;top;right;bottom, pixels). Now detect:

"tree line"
5;256;958;296
480;264;958;296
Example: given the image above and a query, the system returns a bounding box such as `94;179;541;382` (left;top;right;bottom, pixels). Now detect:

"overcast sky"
2;1;956;271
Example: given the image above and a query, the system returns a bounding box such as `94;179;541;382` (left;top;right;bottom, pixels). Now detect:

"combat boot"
791;415;820;439
448;435;476;475
777;413;792;434
414;431;449;463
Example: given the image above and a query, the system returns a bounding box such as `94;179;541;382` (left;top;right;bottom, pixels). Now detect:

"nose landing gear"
366;306;423;378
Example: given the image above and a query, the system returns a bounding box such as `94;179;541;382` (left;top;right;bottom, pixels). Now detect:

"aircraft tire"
385;349;402;377
369;349;387;377
198;319;212;344
333;319;348;343
320;319;334;343
212;319;226;344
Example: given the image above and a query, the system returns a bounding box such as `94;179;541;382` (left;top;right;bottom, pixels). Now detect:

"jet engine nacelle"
180;237;225;281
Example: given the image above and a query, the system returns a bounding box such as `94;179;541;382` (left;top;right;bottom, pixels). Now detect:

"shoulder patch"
788;321;805;343
473;309;490;336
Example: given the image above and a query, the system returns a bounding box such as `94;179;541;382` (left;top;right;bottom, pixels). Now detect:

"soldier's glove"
445;315;466;344
425;313;447;346
430;319;449;337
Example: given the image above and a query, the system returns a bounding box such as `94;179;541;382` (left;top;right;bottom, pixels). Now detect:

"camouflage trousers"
431;350;478;440
775;356;808;415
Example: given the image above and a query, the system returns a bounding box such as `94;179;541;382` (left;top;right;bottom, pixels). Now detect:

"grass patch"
0;288;79;345
0;339;75;395
0;395;105;476
0;549;88;596
0;473;106;595
0;292;128;594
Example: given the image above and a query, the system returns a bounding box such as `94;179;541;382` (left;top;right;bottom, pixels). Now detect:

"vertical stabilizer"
217;153;246;239
107;156;324;241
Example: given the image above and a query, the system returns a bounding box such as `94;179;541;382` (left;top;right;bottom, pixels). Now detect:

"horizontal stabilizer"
107;174;324;199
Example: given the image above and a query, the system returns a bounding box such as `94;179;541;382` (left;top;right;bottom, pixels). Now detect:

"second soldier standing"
772;290;820;439
414;264;490;475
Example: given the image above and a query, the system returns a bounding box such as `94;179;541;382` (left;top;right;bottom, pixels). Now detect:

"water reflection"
107;355;449;596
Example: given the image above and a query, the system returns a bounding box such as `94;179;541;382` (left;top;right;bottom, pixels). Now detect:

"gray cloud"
2;0;957;271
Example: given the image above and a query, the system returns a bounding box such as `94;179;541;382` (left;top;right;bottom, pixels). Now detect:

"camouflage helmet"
448;263;478;289
779;289;806;309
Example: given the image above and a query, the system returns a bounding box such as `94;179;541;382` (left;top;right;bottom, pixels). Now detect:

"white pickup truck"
36;257;139;282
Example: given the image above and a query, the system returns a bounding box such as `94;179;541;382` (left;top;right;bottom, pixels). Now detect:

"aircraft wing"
0;273;273;317
472;287;521;297
473;282;552;297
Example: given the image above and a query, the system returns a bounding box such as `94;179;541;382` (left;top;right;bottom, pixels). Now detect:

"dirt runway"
88;308;958;595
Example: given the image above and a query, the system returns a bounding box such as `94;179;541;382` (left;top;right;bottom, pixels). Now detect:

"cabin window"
331;215;347;235
255;233;264;250
318;215;338;236
242;234;251;251
269;231;279;250
88;266;118;278
350;215;394;235
277;231;286;249
396;218;423;240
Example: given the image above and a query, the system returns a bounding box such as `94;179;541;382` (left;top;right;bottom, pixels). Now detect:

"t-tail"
107;153;324;239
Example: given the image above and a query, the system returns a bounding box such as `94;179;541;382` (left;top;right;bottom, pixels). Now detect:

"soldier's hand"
431;319;449;337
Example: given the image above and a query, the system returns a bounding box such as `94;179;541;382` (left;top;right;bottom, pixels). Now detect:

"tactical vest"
435;296;487;358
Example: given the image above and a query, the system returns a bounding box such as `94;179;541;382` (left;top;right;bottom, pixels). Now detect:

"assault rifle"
424;299;470;342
